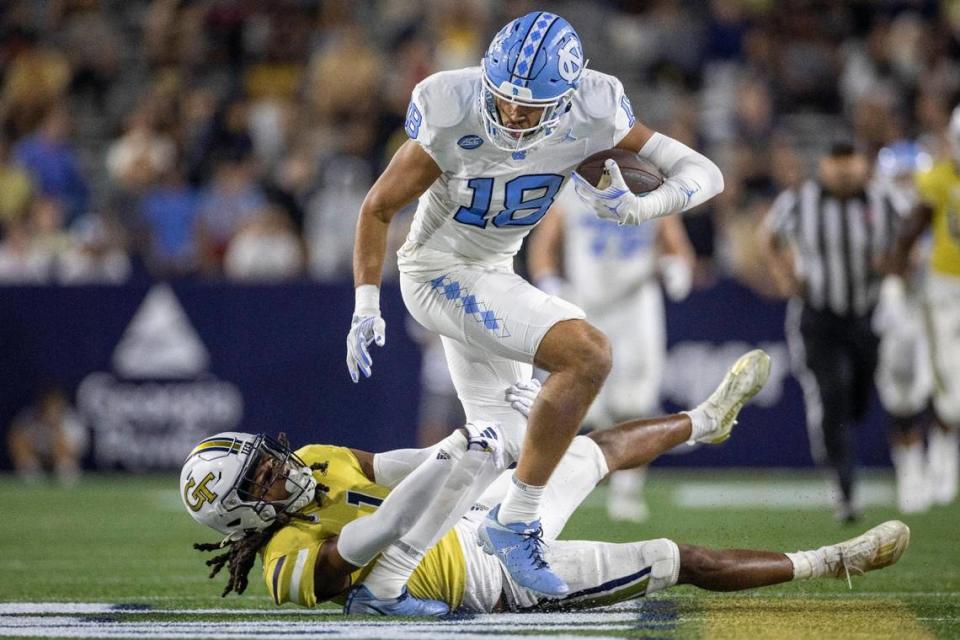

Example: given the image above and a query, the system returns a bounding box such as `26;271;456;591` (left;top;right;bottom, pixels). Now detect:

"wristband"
355;284;381;316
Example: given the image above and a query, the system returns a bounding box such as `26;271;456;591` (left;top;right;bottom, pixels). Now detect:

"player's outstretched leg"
678;520;910;591
480;319;612;597
587;349;772;474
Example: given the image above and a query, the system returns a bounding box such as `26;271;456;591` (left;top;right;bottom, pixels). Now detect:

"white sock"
682;407;715;444
363;541;423;600
497;475;545;524
785;548;829;580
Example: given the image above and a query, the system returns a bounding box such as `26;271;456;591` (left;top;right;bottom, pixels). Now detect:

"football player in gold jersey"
884;105;960;507
181;351;910;615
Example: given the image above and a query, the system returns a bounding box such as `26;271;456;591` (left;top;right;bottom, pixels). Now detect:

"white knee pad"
640;538;681;595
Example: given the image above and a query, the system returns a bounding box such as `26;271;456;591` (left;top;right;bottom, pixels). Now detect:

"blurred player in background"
760;143;908;523
872;141;935;514
347;11;724;600
528;185;695;522
883;105;960;509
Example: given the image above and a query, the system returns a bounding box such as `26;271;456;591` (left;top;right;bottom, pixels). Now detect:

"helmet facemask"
224;434;316;534
480;58;577;152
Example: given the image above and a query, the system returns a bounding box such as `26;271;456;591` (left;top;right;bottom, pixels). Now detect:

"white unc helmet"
180;432;317;541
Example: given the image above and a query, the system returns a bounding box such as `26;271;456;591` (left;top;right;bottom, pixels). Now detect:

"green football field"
1;469;958;639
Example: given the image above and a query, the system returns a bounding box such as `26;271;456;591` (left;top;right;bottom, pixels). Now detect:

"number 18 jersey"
398;67;634;276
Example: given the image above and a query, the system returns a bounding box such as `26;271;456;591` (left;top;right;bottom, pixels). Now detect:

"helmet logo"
558;38;583;82
184;472;219;512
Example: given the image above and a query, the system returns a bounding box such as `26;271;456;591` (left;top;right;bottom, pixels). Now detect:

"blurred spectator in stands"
306;21;382;129
144;0;208;71
261;144;313;235
29;196;73;271
57;1;121;111
0;136;33;227
434;1;487;70
58;214;131;284
136;167;200;277
106;107;177;193
305;121;375;281
0;28;71;140
224;205;303;282
185;96;255;186
7;387;88;486
0;217;47;283
196;155;266;273
13;108;89;224
852;89;903;158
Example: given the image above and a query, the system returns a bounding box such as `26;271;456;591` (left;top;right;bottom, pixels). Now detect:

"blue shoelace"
521;527;549;571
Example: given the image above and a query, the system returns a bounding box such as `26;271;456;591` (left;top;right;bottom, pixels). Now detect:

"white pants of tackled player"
456;436;680;612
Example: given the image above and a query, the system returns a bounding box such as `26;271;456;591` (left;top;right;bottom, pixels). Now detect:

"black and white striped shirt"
766;179;908;317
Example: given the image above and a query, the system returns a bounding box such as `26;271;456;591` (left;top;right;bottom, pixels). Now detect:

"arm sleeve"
372;446;437;488
637;132;725;216
337;431;466;567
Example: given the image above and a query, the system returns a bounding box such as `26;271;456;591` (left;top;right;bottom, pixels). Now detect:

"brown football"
575;148;664;194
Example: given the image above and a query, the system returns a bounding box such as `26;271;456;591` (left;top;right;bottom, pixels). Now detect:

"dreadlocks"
193;433;330;597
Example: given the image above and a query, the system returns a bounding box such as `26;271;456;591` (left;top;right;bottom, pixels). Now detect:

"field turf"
1;469;958;639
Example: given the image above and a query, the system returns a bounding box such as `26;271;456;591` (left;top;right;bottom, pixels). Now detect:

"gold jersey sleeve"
260;445;466;609
915;160;960;276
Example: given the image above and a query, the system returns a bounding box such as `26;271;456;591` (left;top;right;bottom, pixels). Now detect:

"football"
575;148;664;194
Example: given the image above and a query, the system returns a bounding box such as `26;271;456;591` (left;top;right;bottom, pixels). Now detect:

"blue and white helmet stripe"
512;12;561;88
480;12;585;151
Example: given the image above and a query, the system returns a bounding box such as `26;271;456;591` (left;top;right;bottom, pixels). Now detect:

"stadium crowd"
0;0;955;288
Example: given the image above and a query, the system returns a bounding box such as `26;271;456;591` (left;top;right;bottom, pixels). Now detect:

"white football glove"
658;254;694;302
872;275;909;336
505;378;542;418
346;285;386;383
571;159;648;225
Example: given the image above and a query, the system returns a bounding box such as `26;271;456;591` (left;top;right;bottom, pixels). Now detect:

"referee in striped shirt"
760;142;907;523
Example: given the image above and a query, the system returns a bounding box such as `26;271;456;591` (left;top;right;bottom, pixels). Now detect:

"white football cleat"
821;520;911;587
695;349;771;444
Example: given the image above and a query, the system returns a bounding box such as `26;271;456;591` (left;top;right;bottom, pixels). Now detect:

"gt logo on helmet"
184;472;219;512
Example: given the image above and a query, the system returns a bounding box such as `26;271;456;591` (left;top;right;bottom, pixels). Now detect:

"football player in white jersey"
528;185;695;522
347;11;725;604
872;141;935;514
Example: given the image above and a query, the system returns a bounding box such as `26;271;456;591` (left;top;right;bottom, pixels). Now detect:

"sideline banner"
0;279;890;470
0;282;422;470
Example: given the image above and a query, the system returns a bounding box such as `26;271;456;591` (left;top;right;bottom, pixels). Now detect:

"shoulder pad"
577;69;623;120
413;68;479;130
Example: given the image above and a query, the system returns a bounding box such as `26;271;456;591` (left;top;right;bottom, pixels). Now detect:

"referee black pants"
787;301;879;505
